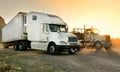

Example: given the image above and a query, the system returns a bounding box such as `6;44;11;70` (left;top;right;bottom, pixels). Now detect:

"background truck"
71;25;112;50
2;12;80;55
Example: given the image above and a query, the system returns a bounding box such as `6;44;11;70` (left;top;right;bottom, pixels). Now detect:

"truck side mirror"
65;23;68;32
66;26;68;32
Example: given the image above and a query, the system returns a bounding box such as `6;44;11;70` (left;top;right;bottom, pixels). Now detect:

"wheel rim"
19;42;26;51
14;45;17;50
49;45;55;54
68;48;77;54
19;45;23;50
70;48;76;53
14;42;19;50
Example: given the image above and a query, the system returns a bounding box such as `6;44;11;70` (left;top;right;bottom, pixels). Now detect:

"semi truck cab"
27;12;80;54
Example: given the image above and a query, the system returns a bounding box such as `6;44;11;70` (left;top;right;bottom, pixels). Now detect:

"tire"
68;48;77;54
3;44;9;49
94;41;102;50
19;41;27;51
13;42;19;51
48;43;58;55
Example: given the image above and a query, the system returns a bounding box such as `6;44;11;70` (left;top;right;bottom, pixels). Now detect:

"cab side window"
43;24;49;32
23;15;26;24
32;15;37;21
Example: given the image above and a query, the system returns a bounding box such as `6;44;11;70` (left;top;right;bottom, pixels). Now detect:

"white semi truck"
2;12;80;55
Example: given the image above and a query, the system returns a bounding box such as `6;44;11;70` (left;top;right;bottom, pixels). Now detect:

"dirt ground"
0;39;120;72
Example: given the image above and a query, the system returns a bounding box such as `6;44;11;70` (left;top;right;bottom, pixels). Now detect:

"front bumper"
56;45;80;52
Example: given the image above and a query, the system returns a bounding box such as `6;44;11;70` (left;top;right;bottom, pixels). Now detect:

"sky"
0;0;120;38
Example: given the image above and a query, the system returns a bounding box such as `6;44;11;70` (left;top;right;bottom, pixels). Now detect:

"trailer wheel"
13;42;19;50
48;43;58;55
94;41;102;50
3;44;9;49
68;48;77;54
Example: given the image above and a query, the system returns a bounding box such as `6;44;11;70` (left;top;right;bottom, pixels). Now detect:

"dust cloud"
79;38;120;55
110;38;120;55
79;47;96;55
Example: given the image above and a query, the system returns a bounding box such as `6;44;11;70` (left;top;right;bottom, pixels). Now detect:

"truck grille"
68;37;77;42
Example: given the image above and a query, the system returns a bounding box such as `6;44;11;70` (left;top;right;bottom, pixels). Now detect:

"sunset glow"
0;0;120;38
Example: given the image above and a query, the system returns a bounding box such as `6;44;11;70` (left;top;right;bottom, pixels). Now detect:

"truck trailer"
2;12;80;55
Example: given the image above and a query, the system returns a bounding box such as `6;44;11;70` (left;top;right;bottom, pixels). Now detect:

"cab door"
40;24;49;49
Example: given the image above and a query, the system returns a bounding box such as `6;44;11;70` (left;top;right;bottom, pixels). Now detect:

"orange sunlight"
70;24;119;38
69;14;120;38
1;0;120;38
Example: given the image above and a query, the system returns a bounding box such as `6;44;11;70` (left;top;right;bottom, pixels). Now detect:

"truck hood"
94;34;111;42
58;32;77;39
49;32;77;41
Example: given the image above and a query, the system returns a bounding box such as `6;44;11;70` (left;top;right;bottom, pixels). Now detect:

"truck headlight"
60;41;68;44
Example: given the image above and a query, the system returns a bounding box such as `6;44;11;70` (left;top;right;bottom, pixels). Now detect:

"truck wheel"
48;43;58;55
68;48;77;54
13;42;19;51
94;41;102;50
19;41;27;51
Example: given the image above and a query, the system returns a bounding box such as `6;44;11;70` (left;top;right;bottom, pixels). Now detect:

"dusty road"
0;47;120;72
41;49;120;72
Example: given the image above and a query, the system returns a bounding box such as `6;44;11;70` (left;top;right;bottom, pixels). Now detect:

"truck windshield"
86;28;99;34
49;24;67;32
